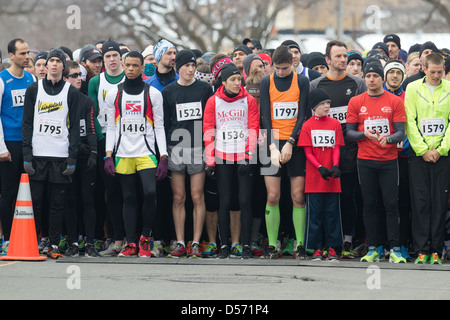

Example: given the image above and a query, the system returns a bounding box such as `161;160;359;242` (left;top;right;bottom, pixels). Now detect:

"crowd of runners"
0;33;450;265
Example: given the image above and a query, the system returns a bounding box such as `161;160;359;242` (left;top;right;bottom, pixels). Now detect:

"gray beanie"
46;48;66;70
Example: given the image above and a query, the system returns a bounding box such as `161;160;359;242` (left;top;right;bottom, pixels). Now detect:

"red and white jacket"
203;85;259;166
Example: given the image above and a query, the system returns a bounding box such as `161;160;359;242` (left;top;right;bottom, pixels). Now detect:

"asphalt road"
1;255;449;305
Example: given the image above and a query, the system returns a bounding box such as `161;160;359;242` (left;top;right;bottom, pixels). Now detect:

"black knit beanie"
175;49;197;72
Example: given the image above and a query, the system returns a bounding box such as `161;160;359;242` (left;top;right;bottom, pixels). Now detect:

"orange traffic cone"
1;174;46;261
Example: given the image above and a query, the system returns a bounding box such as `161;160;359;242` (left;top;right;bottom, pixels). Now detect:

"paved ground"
1;255;449;305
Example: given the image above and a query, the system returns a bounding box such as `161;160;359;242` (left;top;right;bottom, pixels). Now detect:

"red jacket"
203;85;259;166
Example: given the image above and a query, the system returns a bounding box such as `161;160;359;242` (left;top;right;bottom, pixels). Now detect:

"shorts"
168;145;205;175
260;139;306;177
30;159;72;184
115;155;157;175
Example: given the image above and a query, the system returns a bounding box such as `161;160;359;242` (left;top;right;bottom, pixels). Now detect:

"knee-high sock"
293;206;306;246
265;204;280;247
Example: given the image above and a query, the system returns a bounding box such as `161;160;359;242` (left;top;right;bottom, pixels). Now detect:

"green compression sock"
293;206;306;246
265;204;280;247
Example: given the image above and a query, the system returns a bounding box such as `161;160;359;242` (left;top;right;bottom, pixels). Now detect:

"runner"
405;52;450;265
259;45;310;259
280;39;321;81
88;39;126;256
346;60;406;263
203;63;259;259
0;39;34;255
22;48;80;259
104;51;168;258
298;87;345;261
307;52;328;76
402;41;439;90
310;40;366;259
162;50;213;258
62;60;98;257
383;34;402;61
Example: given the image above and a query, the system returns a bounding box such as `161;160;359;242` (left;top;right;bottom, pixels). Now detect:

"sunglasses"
67;72;82;79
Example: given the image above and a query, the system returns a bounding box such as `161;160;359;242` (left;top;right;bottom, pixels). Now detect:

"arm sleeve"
387;122;405;144
203;96;216;167
22;83;38;158
246;95;260;157
290;76;310;140
332;145;341;166
150;87;167;157
346;122;366;141
85;96;97;152
405;85;428;156
259;76;274;145
304;146;321;169
0;78;7;154
67;87;80;160
105;88;117;154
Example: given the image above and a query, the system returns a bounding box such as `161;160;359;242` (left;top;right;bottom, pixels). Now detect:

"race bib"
121;117;145;135
218;125;246;142
273;102;298;120
37;118;63;137
328;106;347;124
11;89;26;107
420;118;445;136
364;118;390;136
80;119;86;137
311;130;335;148
176;102;202;121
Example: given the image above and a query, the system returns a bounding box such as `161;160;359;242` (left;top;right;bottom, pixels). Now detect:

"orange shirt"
269;72;300;140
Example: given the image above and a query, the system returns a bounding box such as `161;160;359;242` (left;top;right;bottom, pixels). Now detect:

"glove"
238;159;251;176
23;155;35;176
62;158;76;176
205;166;215;178
318;166;333;181
86;151;97;171
156;156;168;182
104;156;115;177
331;166;341;178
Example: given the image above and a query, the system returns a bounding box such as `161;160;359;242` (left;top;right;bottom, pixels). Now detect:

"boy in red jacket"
298;88;345;261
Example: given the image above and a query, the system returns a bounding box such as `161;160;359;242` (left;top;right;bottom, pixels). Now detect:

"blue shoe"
400;245;412;262
377;245;386;260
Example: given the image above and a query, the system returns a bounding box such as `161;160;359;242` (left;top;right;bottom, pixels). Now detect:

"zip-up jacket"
405;77;450;157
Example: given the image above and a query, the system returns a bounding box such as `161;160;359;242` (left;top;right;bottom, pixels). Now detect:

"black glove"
318;166;333;181
23;155;35;176
86;151;97;171
62;158;76;176
331;166;341;178
205;166;215;178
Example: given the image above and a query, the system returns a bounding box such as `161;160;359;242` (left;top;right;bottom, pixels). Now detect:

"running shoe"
341;242;355;259
0;241;9;256
64;243;79;257
242;245;253;259
151;240;164;257
118;243;138;257
389;247;406;263
430;252;442;265
327;247;339;261
312;249;323;261
230;243;243;258
400;245;412;262
189;243;202;258
38;237;49;254
47;245;64;259
415;253;429;264
377;245;386;261
251;241;264;256
260;245;279;259
202;242;218;258
294;245;308;260
99;242;123;257
78;236;86;254
218;245;229;259
360;246;379;262
353;243;368;257
94;239;104;252
85;243;99;258
168;242;186;258
282;238;294;255
58;235;68;254
138;235;151;258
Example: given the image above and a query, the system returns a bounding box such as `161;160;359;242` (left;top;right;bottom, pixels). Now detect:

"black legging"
215;162;253;246
118;168;157;243
64;157;96;244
